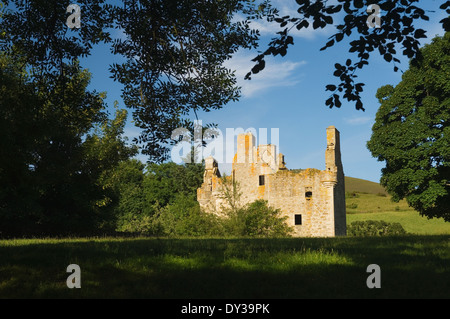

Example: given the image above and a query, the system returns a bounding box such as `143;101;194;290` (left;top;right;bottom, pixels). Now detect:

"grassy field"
344;176;450;235
0;177;448;299
345;176;388;195
0;236;449;299
347;210;450;235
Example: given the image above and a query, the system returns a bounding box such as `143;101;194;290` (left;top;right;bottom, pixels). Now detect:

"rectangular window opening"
294;214;302;225
259;175;265;186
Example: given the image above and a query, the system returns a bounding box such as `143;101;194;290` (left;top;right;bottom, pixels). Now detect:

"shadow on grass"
0;236;449;298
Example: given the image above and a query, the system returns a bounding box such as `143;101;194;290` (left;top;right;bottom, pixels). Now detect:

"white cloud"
224;51;306;98
344;116;372;125
112;27;127;41
123;121;142;140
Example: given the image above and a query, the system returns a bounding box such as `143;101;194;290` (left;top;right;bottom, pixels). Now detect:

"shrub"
116;193;223;237
345;191;360;198
347;220;407;237
152;194;223;237
223;200;293;237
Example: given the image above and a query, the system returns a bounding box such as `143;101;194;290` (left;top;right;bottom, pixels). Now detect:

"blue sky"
80;0;447;183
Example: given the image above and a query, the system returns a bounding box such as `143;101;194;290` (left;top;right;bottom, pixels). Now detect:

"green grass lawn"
1;236;449;299
347;211;450;235
345;192;450;235
1;178;448;299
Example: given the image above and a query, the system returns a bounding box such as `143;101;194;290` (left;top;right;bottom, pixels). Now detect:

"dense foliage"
0;1;294;238
109;161;221;237
1;1;448;160
347;220;407;236
0;51;291;237
2;1;447;237
367;33;450;221
0;0;266;162
0;53;136;237
223;200;293;237
109;163;293;238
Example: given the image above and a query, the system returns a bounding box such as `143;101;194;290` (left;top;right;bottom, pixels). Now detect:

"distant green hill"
345;176;388;195
344;177;450;235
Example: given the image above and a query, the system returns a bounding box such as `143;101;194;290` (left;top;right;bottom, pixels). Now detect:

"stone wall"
197;126;347;237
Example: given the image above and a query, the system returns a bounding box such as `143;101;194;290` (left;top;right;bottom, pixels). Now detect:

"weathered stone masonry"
197;126;346;237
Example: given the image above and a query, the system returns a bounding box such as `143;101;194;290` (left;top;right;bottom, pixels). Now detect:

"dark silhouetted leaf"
324;15;333;24
440;1;450;10
355;83;364;92
333;94;342;107
441;17;450;31
414;29;427;39
356;99;364;111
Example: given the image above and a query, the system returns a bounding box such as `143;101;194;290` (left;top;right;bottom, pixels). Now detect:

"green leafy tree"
0;56;107;236
144;162;204;207
0;0;112;75
84;107;140;232
109;0;266;162
111;161;206;235
217;174;243;213
0;51;45;236
367;32;450;221
153;193;222;237
0;50;136;236
0;0;267;163
2;0;449;132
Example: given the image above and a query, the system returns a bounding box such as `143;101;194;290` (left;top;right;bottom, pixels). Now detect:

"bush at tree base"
347;220;407;237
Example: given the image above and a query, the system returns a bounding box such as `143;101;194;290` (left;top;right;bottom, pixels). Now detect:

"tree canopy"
0;0;267;162
367;32;450;221
2;1;448;161
0;52;136;237
0;1;301;237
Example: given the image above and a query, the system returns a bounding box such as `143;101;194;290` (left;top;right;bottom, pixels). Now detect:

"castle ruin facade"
197;126;346;237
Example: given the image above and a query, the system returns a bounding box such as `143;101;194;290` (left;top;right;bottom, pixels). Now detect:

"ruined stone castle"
197;126;346;237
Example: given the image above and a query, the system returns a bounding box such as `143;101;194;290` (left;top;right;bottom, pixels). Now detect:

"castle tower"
324;126;346;236
236;132;256;164
326;126;341;174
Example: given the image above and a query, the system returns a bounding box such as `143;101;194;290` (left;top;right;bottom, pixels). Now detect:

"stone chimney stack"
325;126;342;174
236;132;255;164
